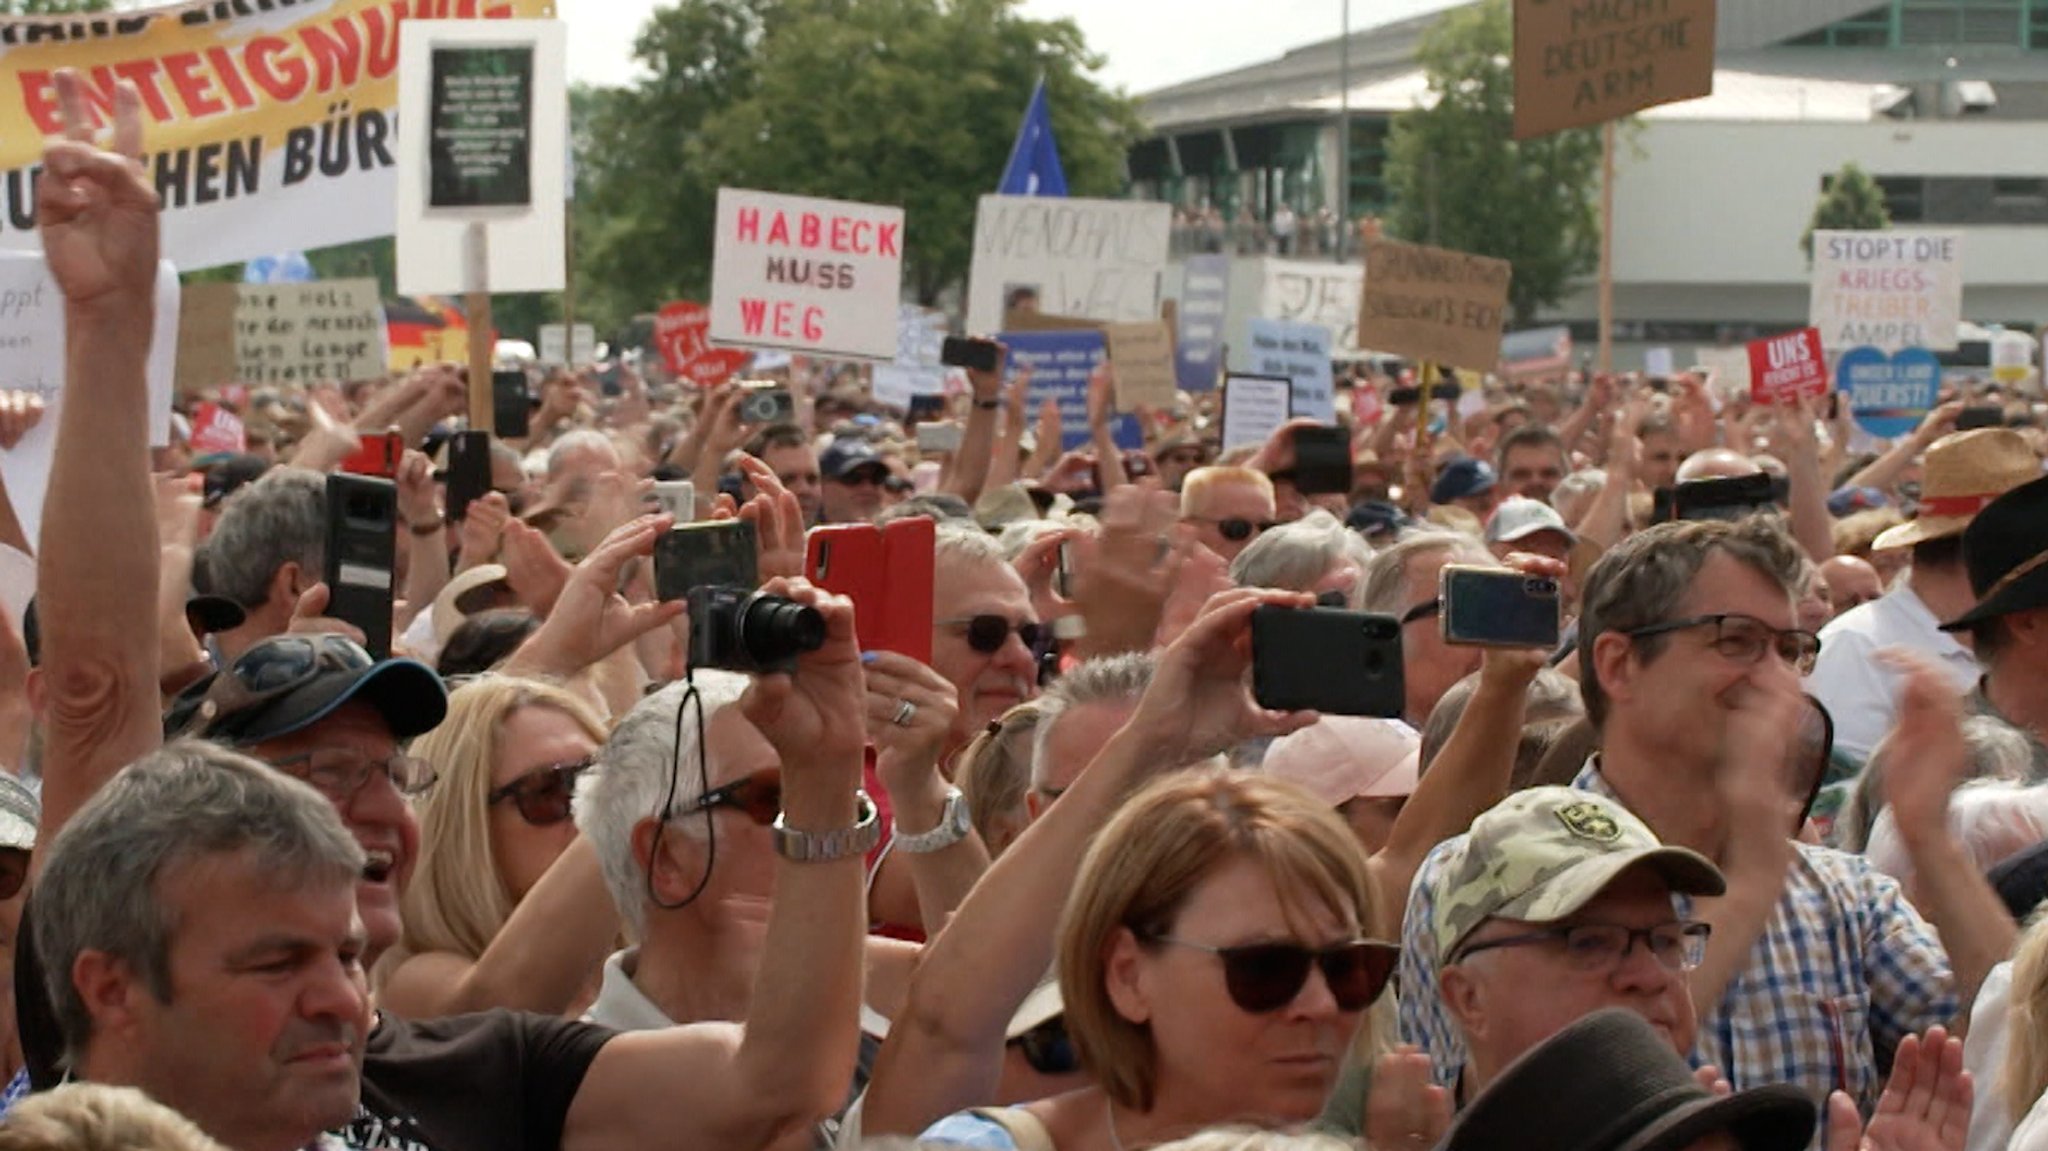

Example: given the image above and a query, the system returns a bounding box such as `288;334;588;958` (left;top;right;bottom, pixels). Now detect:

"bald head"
1818;555;1883;617
1675;448;1761;484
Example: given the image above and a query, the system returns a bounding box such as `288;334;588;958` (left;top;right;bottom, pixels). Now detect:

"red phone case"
340;432;402;478
804;517;935;663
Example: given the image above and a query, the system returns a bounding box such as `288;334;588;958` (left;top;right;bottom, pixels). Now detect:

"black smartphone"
653;520;759;603
444;430;492;523
737;383;794;425
1957;405;2004;431
1054;540;1074;600
323;474;397;659
1440;565;1561;649
492;370;531;439
1672;473;1778;523
1387;386;1422;407
1290;425;1354;496
941;336;1004;374
1250;606;1404;718
1430;380;1462;403
907;394;946;422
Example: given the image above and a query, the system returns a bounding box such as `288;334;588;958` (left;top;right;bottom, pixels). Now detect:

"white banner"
965;195;1170;336
1259;258;1363;354
1809;230;1963;353
709;188;904;361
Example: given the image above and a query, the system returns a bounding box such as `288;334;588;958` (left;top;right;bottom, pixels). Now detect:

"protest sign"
1644;347;1675;378
0;1;556;273
538;323;595;366
1260;259;1363;353
1221;374;1294;454
709;188;904;361
1176;254;1230;392
1000;329;1142;452
0;255;178;548
1694;345;1750;396
1499;326;1574;378
1837;346;1941;439
1746;328;1829;405
1103;321;1177;411
654;301;746;387
966;196;1171;336
234;280;387;386
397;19;568;296
1359;239;1511;374
871;306;948;410
189;402;248;456
1512;0;1717;139
176;283;240;395
1245;319;1336;424
1809;231;1962;353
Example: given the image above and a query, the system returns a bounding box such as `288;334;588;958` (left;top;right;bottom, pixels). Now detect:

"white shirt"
583;946;895;1036
1808;581;1980;762
1964;960;2015;1151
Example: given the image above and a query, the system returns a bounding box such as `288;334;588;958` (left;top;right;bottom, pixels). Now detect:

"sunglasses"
487;757;594;827
676;767;782;826
1145;936;1399;1014
1186;516;1278;543
939;615;1044;655
174;634;376;738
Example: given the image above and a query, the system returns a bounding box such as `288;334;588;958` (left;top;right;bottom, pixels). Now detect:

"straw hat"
1872;428;2039;551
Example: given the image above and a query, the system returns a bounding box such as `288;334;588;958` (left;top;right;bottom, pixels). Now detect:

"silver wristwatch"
772;792;881;863
892;786;972;854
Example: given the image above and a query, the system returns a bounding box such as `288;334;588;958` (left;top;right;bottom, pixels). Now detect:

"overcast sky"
564;0;1465;94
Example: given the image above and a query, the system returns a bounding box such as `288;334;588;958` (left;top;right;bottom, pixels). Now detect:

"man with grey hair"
1025;653;1153;817
32;742;369;1151
1226;510;1372;601
196;468;329;662
545;428;623;489
1358;529;1496;727
930;525;1040;757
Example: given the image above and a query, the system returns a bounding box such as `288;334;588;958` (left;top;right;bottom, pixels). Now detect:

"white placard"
1259;259;1364;354
1809;230;1963;353
538;323;595;366
965;196;1170;336
1644;347;1674;377
1244;318;1335;424
1221;373;1294;454
871;305;947;410
709;188;904;361
0;255;179;549
396;20;568;296
1693;345;1751;399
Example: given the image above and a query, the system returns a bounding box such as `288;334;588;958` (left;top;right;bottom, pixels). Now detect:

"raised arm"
941;346;1004;504
1844;403;1960;498
1775;397;1837;561
983;369;1032;494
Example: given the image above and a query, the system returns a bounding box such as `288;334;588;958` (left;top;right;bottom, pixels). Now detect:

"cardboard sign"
1176;254;1230;392
1746;328;1829;404
537;323;595;366
1838;346;1941;439
871;305;948;410
1220;373;1294;454
234;280;387;386
176;283;240;394
654;301;746;386
1244;318;1336;424
708;188;904;361
1359;239;1512;374
1103;321;1177;411
189;402;248;456
1000;328;1142;452
1260;258;1363;353
396;20;568;295
1512;0;1717;139
966;196;1171;336
1809;230;1963;353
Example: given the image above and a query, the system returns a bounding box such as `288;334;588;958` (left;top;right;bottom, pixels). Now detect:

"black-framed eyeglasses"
1184;516;1278;543
268;747;439;802
1399;598;1441;626
1451;921;1710;973
1143;936;1398;1014
173;634;376;739
675;767;781;827
487;757;594;827
939;615;1044;655
1623;613;1822;673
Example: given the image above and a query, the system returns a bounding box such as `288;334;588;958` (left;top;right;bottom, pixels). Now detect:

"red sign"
190;403;247;456
1747;328;1830;405
655;301;748;387
1351;382;1384;428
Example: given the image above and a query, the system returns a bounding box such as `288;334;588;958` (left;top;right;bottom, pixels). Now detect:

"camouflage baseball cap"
1432;787;1725;964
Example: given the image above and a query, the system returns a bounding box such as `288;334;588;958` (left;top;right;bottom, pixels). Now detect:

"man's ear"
271;562;306;613
1589;630;1637;711
1438;962;1489;1042
70;950;148;1043
633;816;705;907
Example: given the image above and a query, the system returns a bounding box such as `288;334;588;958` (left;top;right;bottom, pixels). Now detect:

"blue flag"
997;78;1068;197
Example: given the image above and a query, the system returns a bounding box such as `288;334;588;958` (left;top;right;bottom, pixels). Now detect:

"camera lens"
738;593;827;665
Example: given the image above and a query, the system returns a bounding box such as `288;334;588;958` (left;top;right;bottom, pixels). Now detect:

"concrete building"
1134;1;2048;368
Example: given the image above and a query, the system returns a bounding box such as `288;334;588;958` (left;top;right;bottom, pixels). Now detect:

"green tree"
1802;162;1890;262
1381;0;1603;327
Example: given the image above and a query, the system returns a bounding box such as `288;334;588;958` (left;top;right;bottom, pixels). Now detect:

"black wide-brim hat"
1442;1009;1815;1151
1943;472;2048;632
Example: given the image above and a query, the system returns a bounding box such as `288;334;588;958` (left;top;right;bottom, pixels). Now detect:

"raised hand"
0;392;46;452
1876;650;1970;850
287;583;368;647
1827;1028;1972;1151
394;449;440;532
1364;1046;1452;1151
1067;485;1180;655
457;491;511;568
39;71;158;313
502;514;686;679
1128;586;1320;766
738;577;865;770
863;651;961;786
726;454;805;581
499;518;572;617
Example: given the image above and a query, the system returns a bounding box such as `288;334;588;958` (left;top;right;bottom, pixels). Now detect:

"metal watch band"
771;791;881;863
891;786;971;855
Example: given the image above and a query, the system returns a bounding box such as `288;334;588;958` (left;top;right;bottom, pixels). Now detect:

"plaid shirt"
1396;763;1957;1148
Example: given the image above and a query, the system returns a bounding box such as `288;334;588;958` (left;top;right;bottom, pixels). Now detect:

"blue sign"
1176;254;1230;392
1001;329;1143;452
1837;345;1940;439
242;252;314;284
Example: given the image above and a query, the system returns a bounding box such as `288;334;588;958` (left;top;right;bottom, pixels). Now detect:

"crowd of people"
5;67;2048;1151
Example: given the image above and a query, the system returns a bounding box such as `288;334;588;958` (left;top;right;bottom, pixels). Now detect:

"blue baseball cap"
1431;457;1498;505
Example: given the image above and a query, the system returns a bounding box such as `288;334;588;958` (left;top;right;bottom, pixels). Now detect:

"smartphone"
916;422;964;455
1671;473;1779;522
323;474;397;659
1957;405;2004;431
1054;540;1075;600
651;480;695;523
1439;565;1561;650
444;430;493;523
940;336;1003;374
804;517;935;662
1290;426;1353;496
1387;386;1422;407
907;394;947;422
492;370;532;439
1430;380;1462;403
1250;606;1404;718
653;520;759;603
737;383;794;425
340;431;402;479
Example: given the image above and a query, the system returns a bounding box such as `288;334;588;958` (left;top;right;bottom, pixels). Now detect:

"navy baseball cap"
820;437;889;482
1431;457;1499;505
165;635;446;746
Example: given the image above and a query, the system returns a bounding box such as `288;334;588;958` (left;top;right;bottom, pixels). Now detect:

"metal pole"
1337;0;1350;262
1598;120;1616;375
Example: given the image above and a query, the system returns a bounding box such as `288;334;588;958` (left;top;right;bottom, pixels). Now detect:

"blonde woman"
2002;917;2048;1151
376;674;620;1019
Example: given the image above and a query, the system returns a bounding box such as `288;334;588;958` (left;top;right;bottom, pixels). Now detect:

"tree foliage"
574;0;1140;331
1802;162;1890;262
1381;0;1603;327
